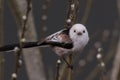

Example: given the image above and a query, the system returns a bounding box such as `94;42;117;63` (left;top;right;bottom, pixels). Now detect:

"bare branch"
65;0;79;27
111;37;120;80
8;0;46;80
81;0;93;24
110;1;120;80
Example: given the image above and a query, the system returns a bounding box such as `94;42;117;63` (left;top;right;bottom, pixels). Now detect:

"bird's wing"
45;28;72;43
38;28;73;49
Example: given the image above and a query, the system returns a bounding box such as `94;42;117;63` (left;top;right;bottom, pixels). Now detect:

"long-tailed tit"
0;23;89;68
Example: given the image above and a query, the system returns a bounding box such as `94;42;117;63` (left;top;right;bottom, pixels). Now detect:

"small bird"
0;23;89;68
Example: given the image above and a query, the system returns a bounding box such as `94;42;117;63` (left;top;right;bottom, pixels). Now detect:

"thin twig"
67;54;73;80
72;0;79;24
8;0;46;80
55;59;61;80
65;0;74;27
65;0;79;27
12;0;31;80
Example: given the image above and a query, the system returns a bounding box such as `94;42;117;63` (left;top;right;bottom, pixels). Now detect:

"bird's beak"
77;32;82;35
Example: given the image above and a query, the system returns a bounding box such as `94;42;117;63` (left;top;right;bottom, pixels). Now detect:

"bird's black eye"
74;30;76;33
83;30;85;33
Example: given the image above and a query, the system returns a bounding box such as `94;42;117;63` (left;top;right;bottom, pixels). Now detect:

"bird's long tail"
0;41;73;52
0;42;41;52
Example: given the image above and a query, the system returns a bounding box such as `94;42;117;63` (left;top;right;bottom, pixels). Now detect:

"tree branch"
8;0;46;80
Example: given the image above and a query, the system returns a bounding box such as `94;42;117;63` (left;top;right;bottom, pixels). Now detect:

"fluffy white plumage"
43;23;89;56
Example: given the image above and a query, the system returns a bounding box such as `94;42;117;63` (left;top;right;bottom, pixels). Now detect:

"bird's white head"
69;23;89;51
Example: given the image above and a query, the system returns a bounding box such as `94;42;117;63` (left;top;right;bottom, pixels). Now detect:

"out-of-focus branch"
41;1;54;79
117;0;120;19
0;0;4;80
111;37;120;80
41;0;54;38
81;0;93;24
85;27;119;80
8;0;46;80
110;1;120;80
8;0;22;26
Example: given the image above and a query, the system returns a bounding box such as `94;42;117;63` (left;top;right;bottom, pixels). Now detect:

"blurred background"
0;0;120;80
